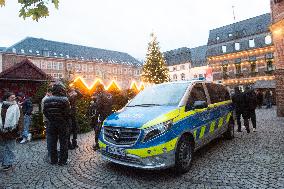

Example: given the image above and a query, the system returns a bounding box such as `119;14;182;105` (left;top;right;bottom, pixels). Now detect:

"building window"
249;39;255;48
58;73;63;78
113;67;117;74
234;58;242;74
58;62;63;70
53;73;59;78
88;65;93;72
181;73;185;80
199;74;204;79
228;33;233;37
216;36;220;40
53;62;59;70
128;68;132;75
235;43;240;51
173;66;177;71
82;64;87;72
118;68;123;74
41;62;47;69
75;64;81;72
222;64;228;78
21;49;25;54
267;60;274;71
124;68;127;74
222;45;227;53
173;74;177;81
47;62;52;70
181;65;185;70
12;48;16;53
249;56;257;73
265;35;272;45
67;63;72;71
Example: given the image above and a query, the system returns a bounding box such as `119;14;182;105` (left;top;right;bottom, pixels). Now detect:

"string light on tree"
142;33;169;84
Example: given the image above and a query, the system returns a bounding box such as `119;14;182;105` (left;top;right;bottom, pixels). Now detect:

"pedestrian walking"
232;87;245;132
256;90;263;109
17;93;33;144
67;88;83;150
0;92;21;171
41;88;52;161
265;90;273;109
92;84;113;151
243;86;257;133
43;84;71;166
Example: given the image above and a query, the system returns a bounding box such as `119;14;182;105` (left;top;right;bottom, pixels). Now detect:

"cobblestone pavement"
0;107;283;189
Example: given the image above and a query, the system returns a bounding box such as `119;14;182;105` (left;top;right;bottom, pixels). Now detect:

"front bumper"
100;148;176;170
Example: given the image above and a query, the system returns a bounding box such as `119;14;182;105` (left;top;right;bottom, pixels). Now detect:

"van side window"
206;83;230;103
187;83;207;107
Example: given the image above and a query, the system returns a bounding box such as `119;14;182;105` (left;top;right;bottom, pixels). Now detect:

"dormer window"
265;35;272;45
228;33;233;37
235;43;240;51
36;50;40;55
29;49;32;53
222;45;227;53
43;50;49;57
21;49;25;54
66;55;69;58
12;48;16;53
216;36;220;40
249;39;255;48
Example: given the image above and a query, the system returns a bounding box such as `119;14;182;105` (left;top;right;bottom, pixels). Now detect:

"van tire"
174;135;193;174
224;121;234;140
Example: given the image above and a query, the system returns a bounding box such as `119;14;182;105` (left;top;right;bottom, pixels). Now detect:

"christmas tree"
142;33;169;84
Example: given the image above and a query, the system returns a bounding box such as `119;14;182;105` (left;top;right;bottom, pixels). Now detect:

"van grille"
103;126;141;146
101;150;141;164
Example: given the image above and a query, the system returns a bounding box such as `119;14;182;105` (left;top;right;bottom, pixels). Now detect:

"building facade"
207;13;275;90
164;46;211;81
1;37;142;89
270;0;284;116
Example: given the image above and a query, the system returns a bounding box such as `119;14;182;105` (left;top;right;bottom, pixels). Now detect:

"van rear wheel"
174;135;193;174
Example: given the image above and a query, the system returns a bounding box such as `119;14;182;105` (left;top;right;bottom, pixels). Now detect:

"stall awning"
253;80;275;89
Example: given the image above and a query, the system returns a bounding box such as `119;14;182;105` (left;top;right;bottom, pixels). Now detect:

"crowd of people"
0;82;113;171
232;87;274;133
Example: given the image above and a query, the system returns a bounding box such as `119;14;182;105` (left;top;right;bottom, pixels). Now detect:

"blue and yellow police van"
98;80;234;173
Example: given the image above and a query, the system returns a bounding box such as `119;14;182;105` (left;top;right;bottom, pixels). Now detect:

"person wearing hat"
43;84;71;166
16;92;33;144
92;84;113;151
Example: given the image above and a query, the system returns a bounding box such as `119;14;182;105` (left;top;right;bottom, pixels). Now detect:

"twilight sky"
0;0;270;60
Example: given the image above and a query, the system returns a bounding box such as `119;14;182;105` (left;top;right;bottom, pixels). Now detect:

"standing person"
256;90;264;109
243;86;257;133
265;90;273;109
68;88;83;150
41;88;52;161
17;93;33;144
92;84;113;151
43;84;71;166
232;87;245;132
0;92;20;171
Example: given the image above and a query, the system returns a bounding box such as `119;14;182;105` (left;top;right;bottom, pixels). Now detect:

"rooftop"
4;37;142;66
163;45;207;67
0;47;6;52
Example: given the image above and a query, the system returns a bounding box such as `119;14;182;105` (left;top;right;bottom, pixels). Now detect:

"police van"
98;80;234;173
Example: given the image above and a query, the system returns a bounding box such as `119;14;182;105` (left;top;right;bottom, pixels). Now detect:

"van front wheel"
174;135;193;174
224;121;234;140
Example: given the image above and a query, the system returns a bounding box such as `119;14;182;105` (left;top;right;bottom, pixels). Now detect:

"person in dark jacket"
17;93;33;144
265;90;273;109
92;84;113;151
43;84;71;165
232;87;245;132
67;88;83;150
256;90;264;109
243;86;257;133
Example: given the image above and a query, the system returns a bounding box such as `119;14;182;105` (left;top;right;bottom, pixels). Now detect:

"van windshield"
127;83;189;107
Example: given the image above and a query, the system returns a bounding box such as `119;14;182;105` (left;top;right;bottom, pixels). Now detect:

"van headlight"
142;120;173;142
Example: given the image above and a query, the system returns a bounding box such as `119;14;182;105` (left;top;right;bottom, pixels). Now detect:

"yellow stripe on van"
98;140;107;149
199;125;206;139
210;121;216;133
193;130;197;139
218;117;224;128
126;137;178;158
226;112;232;123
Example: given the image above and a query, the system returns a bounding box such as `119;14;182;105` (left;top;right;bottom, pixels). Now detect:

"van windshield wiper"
127;104;161;107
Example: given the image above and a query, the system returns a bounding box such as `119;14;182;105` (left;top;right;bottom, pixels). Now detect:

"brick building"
164;45;211;81
207;13;275;91
0;37;142;89
270;0;284;116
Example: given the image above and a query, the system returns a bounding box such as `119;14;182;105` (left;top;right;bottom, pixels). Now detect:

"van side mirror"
193;101;208;109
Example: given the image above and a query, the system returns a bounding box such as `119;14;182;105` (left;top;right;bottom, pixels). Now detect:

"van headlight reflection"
142;120;173;142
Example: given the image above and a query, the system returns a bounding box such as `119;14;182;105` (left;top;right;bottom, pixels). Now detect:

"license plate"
106;146;126;156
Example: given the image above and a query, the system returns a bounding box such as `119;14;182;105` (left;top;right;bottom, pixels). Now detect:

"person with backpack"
243;86;257;133
43;84;71;165
92;84;113;151
232;87;245;132
0;92;21;171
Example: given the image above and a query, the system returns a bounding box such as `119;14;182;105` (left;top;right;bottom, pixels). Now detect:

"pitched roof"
207;13;272;57
164;47;192;66
190;45;207;67
4;37;142;66
163;46;207;67
0;47;6;52
0;59;52;81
